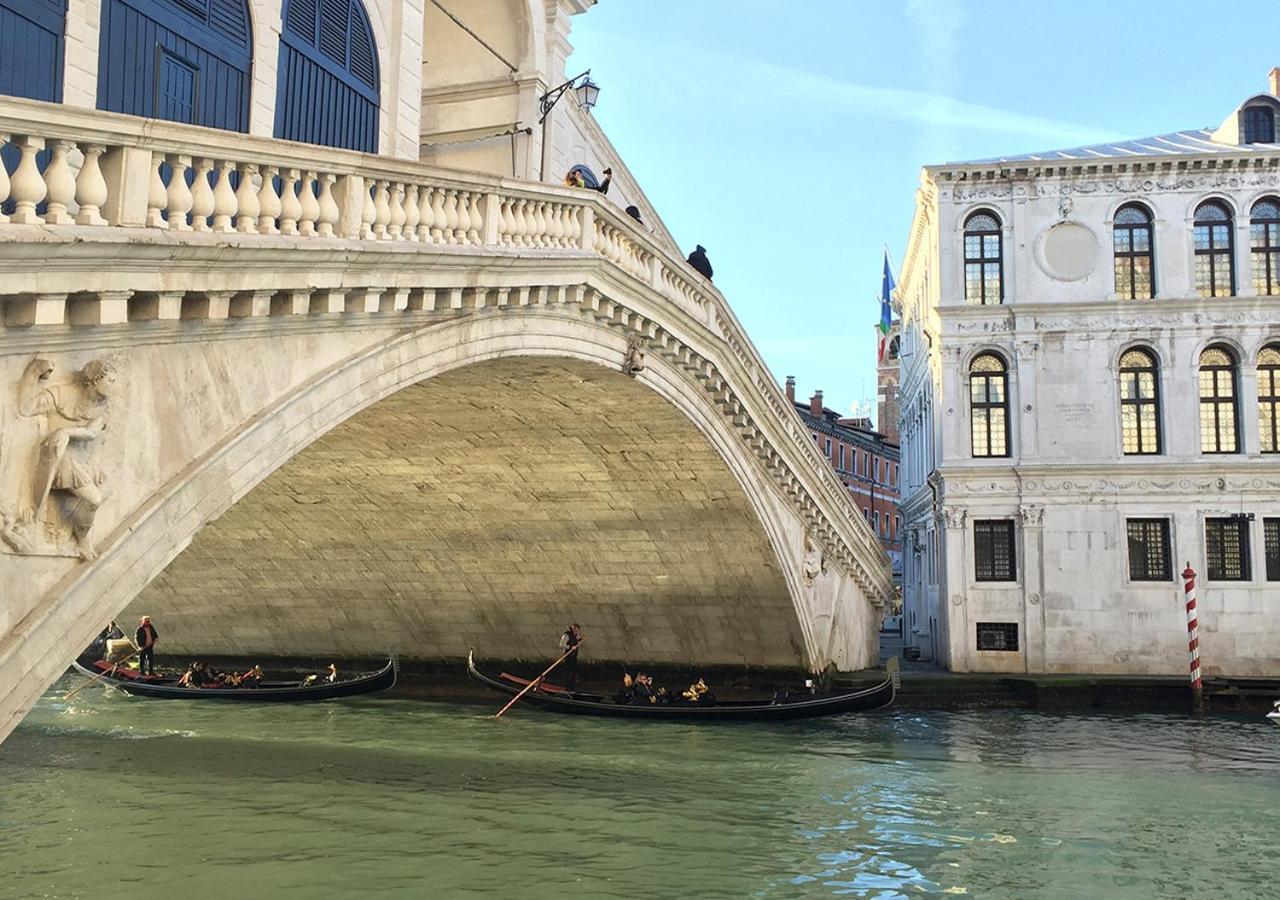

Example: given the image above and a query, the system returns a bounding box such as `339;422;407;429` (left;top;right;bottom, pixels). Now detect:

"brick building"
787;378;901;583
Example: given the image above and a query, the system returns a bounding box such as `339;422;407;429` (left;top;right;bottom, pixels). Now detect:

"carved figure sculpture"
623;336;646;377
17;356;117;560
802;531;825;586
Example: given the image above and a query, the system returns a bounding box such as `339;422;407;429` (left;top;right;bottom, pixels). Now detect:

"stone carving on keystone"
8;356;118;561
623;336;646;377
802;531;826;586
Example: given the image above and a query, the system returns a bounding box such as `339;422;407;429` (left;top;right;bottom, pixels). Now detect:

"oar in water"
493;641;583;719
65;650;141;700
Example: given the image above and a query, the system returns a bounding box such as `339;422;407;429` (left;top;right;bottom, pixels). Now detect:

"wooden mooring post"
1182;563;1205;714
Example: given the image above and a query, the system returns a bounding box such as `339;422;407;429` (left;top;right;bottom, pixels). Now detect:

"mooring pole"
1182;562;1205;714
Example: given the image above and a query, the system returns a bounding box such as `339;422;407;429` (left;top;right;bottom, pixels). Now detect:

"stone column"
941;505;970;670
1015;339;1040;459
1020;503;1046;673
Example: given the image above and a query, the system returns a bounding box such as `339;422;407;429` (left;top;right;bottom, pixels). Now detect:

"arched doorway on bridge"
128;357;803;668
96;0;252;131
0;0;67;102
274;0;379;152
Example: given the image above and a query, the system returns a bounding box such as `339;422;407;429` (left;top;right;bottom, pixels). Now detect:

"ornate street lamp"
539;70;600;123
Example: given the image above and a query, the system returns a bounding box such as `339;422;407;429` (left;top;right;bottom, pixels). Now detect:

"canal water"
1;675;1276;899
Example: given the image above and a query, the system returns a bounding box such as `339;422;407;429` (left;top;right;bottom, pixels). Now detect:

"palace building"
897;72;1280;675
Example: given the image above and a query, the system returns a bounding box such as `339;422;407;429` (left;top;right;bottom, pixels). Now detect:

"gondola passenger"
633;673;656;705
613;672;635;704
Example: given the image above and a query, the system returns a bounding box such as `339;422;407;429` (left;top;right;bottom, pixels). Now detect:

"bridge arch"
3;307;876;737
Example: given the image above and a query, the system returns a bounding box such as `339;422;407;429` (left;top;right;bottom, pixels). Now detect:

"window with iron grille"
1126;518;1172;581
1113;204;1155;299
976;622;1019;651
1193;201;1235;297
1199;346;1240;454
974;519;1016;582
1119;347;1162;455
964;211;1004;305
1265;518;1280;582
1205;517;1251;581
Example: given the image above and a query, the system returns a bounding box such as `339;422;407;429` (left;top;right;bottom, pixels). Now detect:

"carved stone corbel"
623;335;646;377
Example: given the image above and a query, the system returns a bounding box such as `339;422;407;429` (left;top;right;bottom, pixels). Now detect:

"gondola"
467;651;898;721
71;655;397;701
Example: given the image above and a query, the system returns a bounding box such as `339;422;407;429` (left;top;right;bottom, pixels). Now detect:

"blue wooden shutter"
0;0;67;102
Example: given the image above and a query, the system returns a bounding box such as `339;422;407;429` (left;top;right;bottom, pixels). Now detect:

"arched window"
0;0;66;102
1251;198;1280;296
276;0;380;153
964;212;1003;305
1259;344;1280;454
1119;348;1161;455
1113;204;1154;299
1199;346;1240;454
1194;201;1235;297
969;353;1009;458
97;0;252;131
568;164;599;189
1243;105;1276;145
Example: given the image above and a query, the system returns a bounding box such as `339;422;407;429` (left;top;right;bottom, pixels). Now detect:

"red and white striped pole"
1182;562;1205;713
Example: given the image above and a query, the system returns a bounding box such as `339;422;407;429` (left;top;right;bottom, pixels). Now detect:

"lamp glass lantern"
574;75;600;113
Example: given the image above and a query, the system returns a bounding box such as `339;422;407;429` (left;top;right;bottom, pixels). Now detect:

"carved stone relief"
622;335;646;377
941;506;967;529
802;531;826;586
5;356;119;560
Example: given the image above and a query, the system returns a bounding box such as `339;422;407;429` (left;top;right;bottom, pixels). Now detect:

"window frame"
1199;345;1241;454
1126;518;1173;582
976;622;1019;652
1193;200;1236;298
1205;516;1252;582
969;353;1011;459
1264;517;1280;582
1259;345;1280;454
1118;347;1162;455
1113;203;1155;300
1250;198;1280;296
963;210;1004;306
1242;105;1277;145
973;519;1017;582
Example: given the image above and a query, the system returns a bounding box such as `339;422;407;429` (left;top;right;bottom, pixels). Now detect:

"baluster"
518;199;534;246
189;158;214;231
41;139;76;224
317;173;339;237
546;201;563;248
466;191;482;243
278;168;301;235
388;182;406;239
499;197;515;245
0;134;9;223
402;184;419;241
454;190;471;242
143;150;167;228
234;163;260;233
74;143;108;226
553;205;568;248
372;179;391;239
298;170;320;237
429;187;446;242
537;202;551;248
257;165;281;234
210;160;237;233
416;185;434;242
165;154;193;231
360;180;377;239
567;206;582;249
443;189;460;244
9;135;47;224
508;199;524;246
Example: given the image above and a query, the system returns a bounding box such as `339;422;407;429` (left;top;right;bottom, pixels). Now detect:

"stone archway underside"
127;358;804;667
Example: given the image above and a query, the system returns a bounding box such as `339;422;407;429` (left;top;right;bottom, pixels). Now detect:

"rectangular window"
976;622;1019;651
1126;519;1172;581
1265;518;1280;581
864;508;871;522
838;445;845;471
825;438;832;458
892;464;898;487
874;511;880;533
1205;517;1251;581
895;514;901;537
974;519;1017;582
874;458;880;482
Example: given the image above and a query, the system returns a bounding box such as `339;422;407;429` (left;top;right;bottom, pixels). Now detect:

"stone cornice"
926;150;1280;187
938;462;1280;498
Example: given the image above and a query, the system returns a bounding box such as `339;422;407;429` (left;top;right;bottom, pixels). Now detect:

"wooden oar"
65;650;141;700
493;641;583;719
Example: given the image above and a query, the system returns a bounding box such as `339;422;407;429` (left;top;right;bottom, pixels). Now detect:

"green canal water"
1;675;1276;899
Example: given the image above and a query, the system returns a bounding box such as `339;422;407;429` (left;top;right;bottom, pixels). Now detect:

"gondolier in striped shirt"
558;623;583;691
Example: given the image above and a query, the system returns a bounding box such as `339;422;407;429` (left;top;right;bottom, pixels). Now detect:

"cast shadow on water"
1;677;1277;899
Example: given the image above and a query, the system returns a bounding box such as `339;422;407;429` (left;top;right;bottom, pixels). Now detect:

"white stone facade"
898;83;1280;676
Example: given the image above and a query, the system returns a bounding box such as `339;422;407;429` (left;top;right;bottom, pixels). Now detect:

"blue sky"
568;0;1280;423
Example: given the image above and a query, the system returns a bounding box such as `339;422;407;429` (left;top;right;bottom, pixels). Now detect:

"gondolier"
135;616;158;675
558;623;583;691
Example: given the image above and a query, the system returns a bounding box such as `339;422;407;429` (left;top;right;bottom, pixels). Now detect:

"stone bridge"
0;98;890;742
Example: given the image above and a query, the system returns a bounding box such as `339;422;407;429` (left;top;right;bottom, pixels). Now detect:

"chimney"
1271;67;1280;97
810;390;823;416
785;375;795;404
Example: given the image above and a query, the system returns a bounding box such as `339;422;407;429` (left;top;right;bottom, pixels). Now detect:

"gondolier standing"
558;623;583;691
135;616;159;676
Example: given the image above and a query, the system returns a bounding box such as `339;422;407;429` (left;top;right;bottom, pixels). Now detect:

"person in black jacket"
135;616;159;675
687;245;713;281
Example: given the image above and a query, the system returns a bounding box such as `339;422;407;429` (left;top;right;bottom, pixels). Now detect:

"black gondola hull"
468;652;896;721
71;657;397;701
